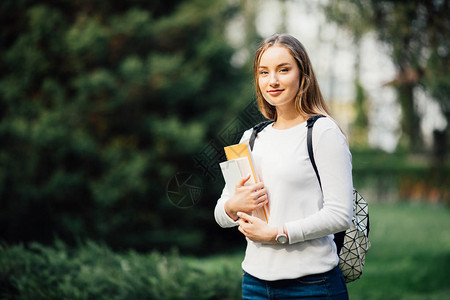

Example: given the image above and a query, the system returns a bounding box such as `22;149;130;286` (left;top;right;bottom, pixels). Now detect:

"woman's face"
258;46;300;109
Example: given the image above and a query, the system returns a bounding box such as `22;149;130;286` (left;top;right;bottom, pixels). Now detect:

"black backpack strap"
306;115;325;188
306;115;345;254
249;121;274;150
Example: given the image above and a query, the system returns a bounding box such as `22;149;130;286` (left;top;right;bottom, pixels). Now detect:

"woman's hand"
224;174;269;221
237;212;277;244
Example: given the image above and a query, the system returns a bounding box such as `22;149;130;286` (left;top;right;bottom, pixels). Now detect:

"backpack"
248;115;370;283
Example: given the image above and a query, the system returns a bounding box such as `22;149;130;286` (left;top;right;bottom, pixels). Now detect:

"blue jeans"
242;266;348;300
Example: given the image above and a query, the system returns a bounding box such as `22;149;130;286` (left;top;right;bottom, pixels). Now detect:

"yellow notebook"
223;143;270;223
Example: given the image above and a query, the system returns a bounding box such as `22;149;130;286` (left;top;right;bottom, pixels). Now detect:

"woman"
214;34;353;299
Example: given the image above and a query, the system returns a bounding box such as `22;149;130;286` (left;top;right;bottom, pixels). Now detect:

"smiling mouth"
267;89;284;95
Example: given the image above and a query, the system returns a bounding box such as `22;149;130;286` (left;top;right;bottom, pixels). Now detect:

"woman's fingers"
252;187;267;199
236;174;252;188
256;199;268;209
257;194;268;204
253;182;265;190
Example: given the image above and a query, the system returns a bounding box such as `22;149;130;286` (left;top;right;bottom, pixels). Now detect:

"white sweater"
214;117;353;281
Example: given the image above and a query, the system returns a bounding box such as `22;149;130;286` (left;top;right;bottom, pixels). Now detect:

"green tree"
324;0;450;155
0;0;250;253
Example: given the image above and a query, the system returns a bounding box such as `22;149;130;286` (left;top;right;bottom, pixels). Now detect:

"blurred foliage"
352;149;449;202
0;240;242;300
0;0;252;253
350;79;369;149
324;0;450;154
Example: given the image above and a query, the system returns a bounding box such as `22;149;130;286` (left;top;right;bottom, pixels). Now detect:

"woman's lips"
267;89;284;96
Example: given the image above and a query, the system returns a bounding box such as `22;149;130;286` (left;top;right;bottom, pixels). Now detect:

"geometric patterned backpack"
338;190;370;282
306;115;371;283
249;115;371;283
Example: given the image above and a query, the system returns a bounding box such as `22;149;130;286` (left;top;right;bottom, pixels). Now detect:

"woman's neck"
273;110;307;130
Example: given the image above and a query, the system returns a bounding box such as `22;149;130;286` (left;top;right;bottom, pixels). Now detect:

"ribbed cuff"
215;199;239;228
285;220;305;244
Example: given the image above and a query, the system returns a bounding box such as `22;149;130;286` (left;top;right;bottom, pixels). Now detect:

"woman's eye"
260;71;268;75
280;68;289;73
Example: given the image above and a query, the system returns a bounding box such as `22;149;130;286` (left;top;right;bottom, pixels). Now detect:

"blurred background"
0;0;449;299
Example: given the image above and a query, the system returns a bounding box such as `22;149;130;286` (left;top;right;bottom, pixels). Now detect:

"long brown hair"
254;34;332;120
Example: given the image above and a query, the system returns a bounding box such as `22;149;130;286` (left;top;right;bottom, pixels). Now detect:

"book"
220;143;270;223
219;157;254;195
224;143;259;184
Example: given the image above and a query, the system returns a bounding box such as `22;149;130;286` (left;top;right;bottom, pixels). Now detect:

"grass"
345;202;450;300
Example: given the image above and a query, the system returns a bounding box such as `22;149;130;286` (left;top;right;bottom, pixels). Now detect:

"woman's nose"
269;73;279;86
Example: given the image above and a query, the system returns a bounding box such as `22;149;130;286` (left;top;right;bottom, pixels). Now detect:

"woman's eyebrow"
258;63;292;68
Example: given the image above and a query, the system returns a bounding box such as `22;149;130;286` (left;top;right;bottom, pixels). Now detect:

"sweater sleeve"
285;120;353;244
214;129;253;228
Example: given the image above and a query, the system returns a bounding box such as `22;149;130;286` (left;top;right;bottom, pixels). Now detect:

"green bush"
0;241;242;300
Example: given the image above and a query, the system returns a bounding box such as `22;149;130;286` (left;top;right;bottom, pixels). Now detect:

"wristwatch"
276;225;288;244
